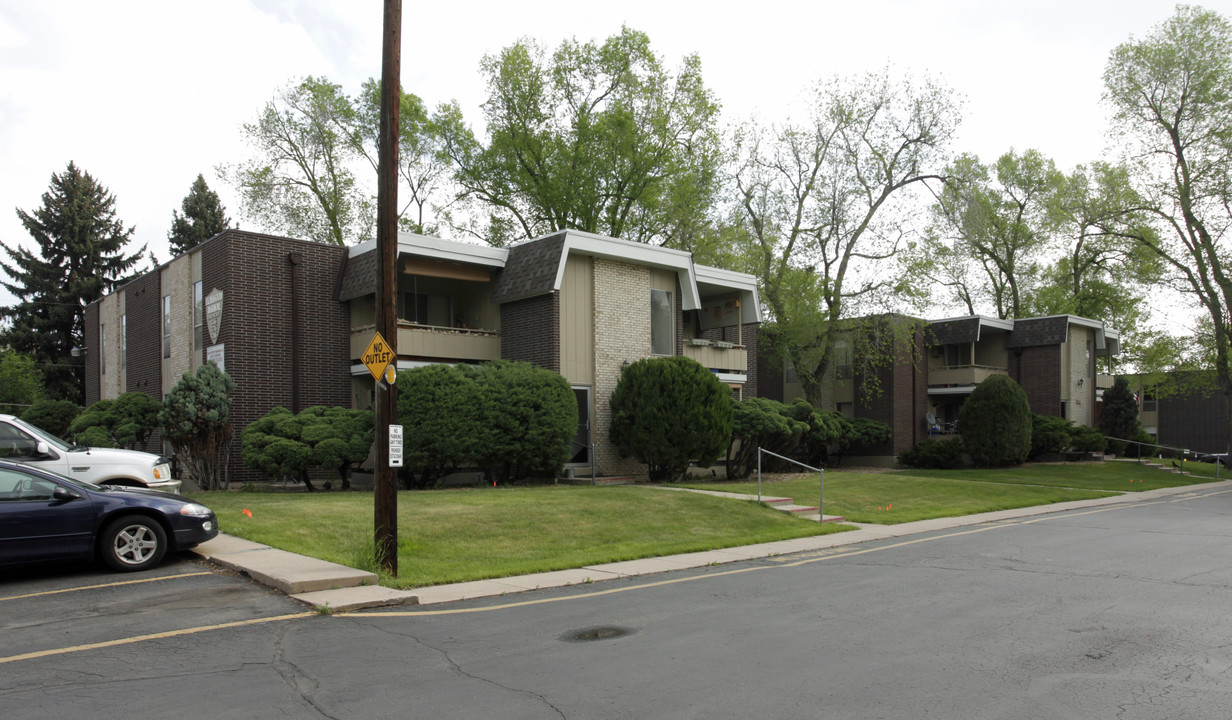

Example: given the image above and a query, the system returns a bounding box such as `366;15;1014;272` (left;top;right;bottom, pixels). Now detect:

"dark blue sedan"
0;459;218;572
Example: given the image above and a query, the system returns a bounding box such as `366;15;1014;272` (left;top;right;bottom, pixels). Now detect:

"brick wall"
125;274;163;400
1010;345;1062;417
854;328;926;457
500;292;560;371
84;304;100;406
592;258;651;476
1158;388;1228;454
198;230;351;484
161;256;195;396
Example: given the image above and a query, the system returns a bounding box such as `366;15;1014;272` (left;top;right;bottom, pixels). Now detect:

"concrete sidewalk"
191;479;1232;612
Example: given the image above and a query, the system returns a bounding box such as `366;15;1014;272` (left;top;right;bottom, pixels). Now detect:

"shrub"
836;417;892;463
70;392;161;450
1030;414;1073;459
898;437;966;469
396;364;481;488
396;361;576;486
242;406;374;491
1068;425;1108;453
470;361;577;484
20;399;82;438
610;356;734;481
727;397;809;479
160;361;235;491
959;374;1032;467
0;350;43;415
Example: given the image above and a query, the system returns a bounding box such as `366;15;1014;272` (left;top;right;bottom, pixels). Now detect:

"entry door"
569;387;591;465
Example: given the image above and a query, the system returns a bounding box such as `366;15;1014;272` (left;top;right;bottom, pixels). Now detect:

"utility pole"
374;0;401;575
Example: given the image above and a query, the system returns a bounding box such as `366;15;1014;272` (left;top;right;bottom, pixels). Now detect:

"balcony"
683;343;747;372
1096;373;1115;389
351;323;500;363
928;364;1007;387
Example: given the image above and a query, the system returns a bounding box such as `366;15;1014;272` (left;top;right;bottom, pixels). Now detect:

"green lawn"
190;485;854;589
672;460;1219;524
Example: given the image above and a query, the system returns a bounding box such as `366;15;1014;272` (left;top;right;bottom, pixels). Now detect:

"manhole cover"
560;625;636;643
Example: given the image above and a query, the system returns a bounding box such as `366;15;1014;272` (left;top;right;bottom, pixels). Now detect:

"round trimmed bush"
958;374;1031;467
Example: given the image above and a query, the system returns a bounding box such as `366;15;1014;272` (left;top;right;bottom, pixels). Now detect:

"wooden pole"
374;0;401;575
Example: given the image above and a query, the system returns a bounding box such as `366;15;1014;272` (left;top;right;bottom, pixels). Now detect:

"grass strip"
190;485;853;589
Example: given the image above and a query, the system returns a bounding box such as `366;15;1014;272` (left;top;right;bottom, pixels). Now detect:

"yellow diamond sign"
362;331;395;382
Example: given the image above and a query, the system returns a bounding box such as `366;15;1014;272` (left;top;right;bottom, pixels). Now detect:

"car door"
0;467;96;565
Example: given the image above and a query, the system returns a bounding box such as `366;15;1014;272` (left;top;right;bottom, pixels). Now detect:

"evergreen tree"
958;374;1033;467
0;163;146;403
1098;377;1142;452
168;174;232;256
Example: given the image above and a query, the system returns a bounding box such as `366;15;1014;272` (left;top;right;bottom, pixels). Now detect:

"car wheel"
100;516;168;572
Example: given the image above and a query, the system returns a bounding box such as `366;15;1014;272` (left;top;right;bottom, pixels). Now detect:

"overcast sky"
1;1;1226;325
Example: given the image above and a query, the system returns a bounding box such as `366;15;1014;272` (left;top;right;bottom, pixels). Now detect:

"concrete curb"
194;478;1232;612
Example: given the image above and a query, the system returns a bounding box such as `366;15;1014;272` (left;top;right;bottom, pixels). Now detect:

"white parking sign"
388;425;403;468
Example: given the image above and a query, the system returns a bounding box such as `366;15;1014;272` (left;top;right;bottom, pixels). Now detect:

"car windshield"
10;417;72;452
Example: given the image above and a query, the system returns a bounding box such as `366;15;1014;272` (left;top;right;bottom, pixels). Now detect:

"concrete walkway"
191;479;1232;612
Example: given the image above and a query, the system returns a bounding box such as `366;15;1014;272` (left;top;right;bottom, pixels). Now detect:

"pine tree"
168;174;232;256
0;162;147;403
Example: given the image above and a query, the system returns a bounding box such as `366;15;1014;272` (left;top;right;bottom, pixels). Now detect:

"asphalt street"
4;484;1232;719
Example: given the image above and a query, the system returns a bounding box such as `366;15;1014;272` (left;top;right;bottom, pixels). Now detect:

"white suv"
0;414;181;493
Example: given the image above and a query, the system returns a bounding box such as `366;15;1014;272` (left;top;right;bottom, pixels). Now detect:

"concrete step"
798;513;848;524
770;503;819;514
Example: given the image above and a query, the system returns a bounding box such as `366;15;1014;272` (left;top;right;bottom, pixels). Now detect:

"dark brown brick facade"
500;292;561;371
1009;345;1062;417
855;327;927;457
1157;387;1228;454
125;272;163;399
199;231;350;483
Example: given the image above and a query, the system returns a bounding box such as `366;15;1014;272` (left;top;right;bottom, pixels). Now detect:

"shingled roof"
338;250;377;302
1006;316;1070;348
489;232;567;304
927;317;981;346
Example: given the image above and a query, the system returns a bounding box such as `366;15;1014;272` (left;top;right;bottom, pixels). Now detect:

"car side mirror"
53;486;83;502
35;441;52;458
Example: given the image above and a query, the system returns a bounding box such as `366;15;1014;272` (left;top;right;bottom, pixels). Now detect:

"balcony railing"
351;323;500;363
683;343;747;372
928;364;1007;387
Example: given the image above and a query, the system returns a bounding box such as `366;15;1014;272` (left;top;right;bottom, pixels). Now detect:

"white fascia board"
349;233;509;268
695;264;763;323
715;372;748;384
556;230;702;310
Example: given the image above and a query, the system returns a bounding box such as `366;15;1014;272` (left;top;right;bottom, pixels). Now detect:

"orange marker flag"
242;508;252;518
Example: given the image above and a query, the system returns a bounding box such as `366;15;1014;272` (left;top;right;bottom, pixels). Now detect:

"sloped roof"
489;232;567;304
1006;316;1070;348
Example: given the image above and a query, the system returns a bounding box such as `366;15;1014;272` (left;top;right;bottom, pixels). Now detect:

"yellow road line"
0;571;215;603
0;613;314;665
352;488;1232;618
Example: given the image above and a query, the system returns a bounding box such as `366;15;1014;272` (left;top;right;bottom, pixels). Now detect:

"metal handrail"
1106;436;1223;479
757;448;825;519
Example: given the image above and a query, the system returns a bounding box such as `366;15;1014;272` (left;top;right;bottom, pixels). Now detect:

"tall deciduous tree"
221;76;370;245
729;69;960;407
925;149;1064;320
436;26;722;248
168;174;232;256
1103;5;1232;453
0;162;147;403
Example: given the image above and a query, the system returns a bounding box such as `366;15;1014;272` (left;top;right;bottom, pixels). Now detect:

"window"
162;295;171;359
943;344;972;367
193;281;204;353
100;324;106;375
834;342;853;380
651;289;673;355
784;360;798;384
0;422;39;460
120;314;126;373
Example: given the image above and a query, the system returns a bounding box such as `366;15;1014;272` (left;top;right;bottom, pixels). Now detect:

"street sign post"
389;424;403;468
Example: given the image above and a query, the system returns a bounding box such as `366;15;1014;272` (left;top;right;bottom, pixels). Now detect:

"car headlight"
179;503;213;518
153;463;172;481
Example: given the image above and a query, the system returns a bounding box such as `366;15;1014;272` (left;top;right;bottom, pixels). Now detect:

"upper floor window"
943;343;971;367
834;341;853;380
162;295;171;359
651;289;673;355
193;281;204;353
120;314;126;373
100;324;106;375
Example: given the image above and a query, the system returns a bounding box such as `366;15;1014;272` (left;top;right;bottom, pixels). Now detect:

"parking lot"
1;552;310;666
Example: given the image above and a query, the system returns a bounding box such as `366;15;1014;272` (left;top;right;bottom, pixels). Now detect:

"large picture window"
651;289;673;356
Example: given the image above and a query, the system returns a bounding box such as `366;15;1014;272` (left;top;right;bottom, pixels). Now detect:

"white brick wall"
592;258;653;476
98;292;124;399
161;257;195;396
